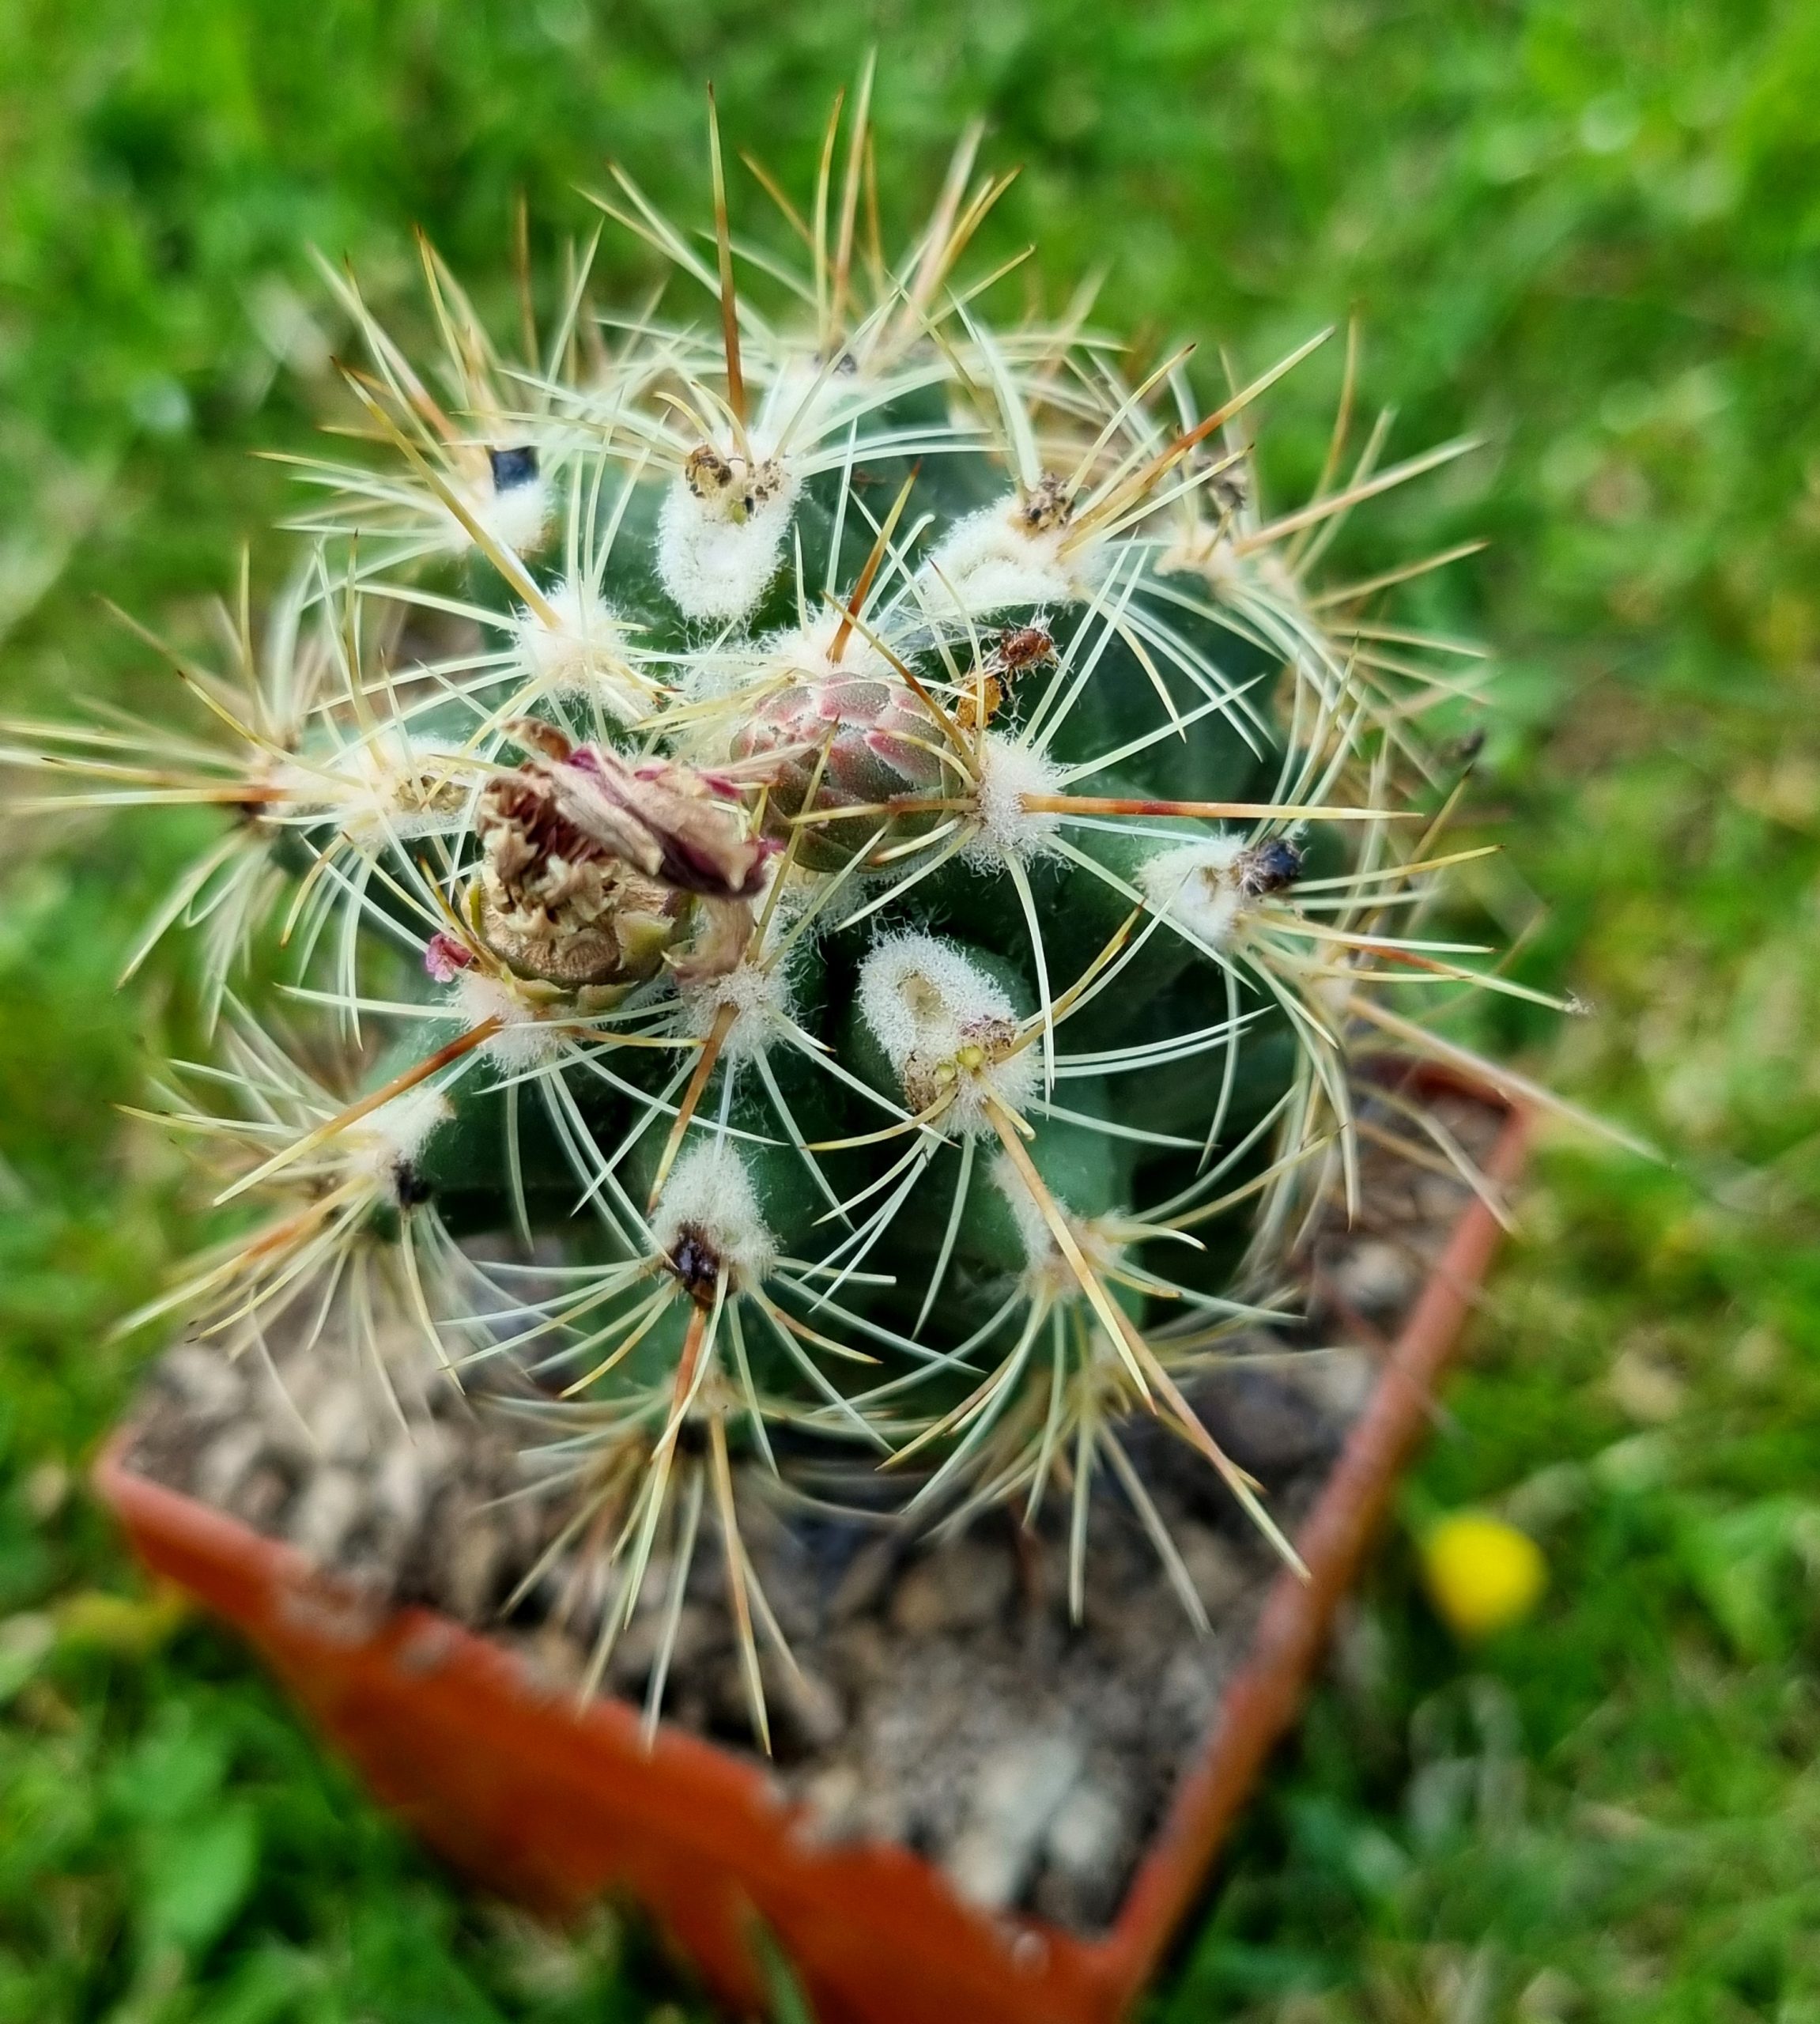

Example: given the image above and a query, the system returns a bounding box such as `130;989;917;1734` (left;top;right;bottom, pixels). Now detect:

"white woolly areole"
451;972;568;1071
674;620;893;731
680;957;792;1062
990;1149;1057;1268
859;934;1010;1069
758;618;894;685
675;644;768;707
989;1152;1123;1301
1139;836;1252;950
857;933;1039;1133
274;733;470;850
965;733;1065;867
750;357;815;438
1157;524;1235;589
512;580;646;724
651;1141;778;1289
917;494;1101;619
346;1084;453;1188
749;355;851;461
1157;530;1295;610
656;470;799;624
442;474;552;558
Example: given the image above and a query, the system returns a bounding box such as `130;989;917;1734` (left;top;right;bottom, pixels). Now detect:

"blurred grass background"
3;2;1820;2017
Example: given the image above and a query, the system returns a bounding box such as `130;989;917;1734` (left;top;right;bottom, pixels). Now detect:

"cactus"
4;78;1565;1746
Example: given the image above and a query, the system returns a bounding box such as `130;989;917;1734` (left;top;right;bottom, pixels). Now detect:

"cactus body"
7;84;1537;1741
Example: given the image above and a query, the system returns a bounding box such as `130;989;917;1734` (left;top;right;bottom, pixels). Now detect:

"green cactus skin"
9;84;1536;1745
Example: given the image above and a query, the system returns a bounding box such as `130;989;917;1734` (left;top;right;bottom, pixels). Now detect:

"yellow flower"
55;1584;191;1659
1421;1512;1546;1638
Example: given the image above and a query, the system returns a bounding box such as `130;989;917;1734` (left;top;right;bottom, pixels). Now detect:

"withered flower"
475;721;773;987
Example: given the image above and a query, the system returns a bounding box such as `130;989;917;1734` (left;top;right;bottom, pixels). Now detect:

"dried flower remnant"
472;722;776;987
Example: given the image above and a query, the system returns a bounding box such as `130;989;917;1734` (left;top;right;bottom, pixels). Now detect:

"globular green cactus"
6;79;1553;1744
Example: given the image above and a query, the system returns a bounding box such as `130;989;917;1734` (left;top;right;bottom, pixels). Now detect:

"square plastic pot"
94;1085;1526;2024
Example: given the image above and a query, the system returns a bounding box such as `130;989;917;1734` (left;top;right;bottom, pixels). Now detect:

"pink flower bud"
424;932;474;984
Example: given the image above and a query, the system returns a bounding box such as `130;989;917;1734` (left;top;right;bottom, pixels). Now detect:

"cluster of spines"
3;78;1580;1745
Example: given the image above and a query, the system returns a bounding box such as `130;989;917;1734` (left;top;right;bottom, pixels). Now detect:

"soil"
124;1089;1504;1935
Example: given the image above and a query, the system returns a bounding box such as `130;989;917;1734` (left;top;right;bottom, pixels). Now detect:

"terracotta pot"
93;1087;1527;2024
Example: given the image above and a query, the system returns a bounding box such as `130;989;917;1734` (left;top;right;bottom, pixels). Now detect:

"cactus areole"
17;80;1552;1750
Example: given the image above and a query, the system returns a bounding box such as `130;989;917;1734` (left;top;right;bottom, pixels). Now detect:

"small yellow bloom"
55;1584;191;1659
1421;1512;1546;1638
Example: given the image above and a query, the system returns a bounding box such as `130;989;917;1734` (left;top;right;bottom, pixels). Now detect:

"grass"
2;1;1819;2016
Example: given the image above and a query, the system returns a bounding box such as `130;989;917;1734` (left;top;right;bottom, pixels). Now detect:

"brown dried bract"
1234;836;1305;898
992;622;1058;674
1014;471;1074;536
666;1226;722;1307
900;1016;1021;1114
957;624;1056;730
684;443;789;525
953;674;1003;732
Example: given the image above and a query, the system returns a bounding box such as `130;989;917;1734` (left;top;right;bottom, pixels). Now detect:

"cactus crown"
8;78;1553;1745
